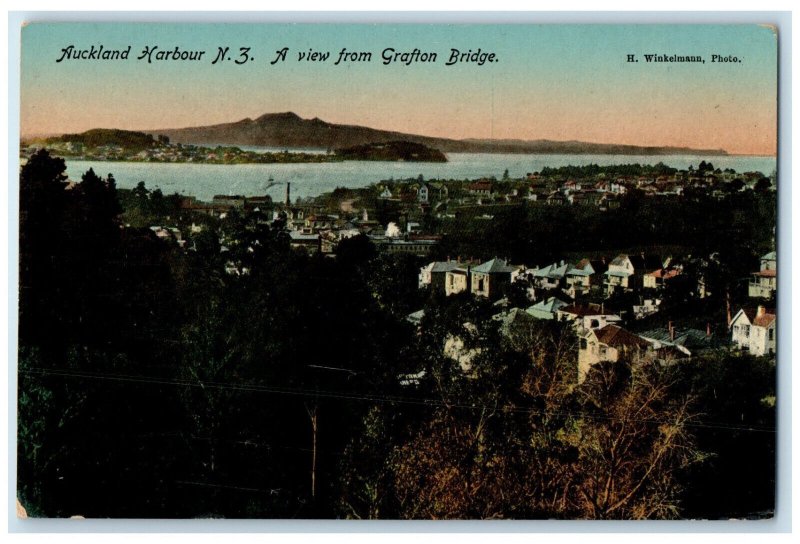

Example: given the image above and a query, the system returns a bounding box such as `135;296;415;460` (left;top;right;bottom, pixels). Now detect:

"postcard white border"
4;9;793;538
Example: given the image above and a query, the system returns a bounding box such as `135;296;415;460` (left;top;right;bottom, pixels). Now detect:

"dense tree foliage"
17;151;775;519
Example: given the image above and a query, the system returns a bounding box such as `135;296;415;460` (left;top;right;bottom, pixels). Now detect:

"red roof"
594;325;651;349
649;268;681;279
560;304;614;317
753;269;777;277
739;307;776;328
468;181;493;191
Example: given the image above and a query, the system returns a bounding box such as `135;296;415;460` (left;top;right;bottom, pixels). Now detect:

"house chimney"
757;305;766;318
668;321;675;341
285;182;291;207
706;322;712;337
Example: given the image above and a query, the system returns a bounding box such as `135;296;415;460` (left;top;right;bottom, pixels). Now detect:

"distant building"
526;296;568;320
468;180;493;196
643;267;682;290
417;184;429;203
578;325;652;383
371;234;441;256
470;258;518;299
730;306;776;356
604;254;662;296
419;260;460;290
212;195;246;209
288;230;321;254
531;261;570;290
564;259;607;297
639;323;719;358
632;298;661;320
445;265;472;296
748;251;777;299
556;303;622;332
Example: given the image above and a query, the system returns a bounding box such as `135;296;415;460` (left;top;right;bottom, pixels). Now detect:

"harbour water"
63;151;777;203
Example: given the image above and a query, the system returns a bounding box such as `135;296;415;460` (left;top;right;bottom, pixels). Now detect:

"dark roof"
640;327;719;350
594;325;651;349
627;254;663;271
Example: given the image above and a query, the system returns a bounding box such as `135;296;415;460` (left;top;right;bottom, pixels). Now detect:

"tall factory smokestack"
285;182;291;207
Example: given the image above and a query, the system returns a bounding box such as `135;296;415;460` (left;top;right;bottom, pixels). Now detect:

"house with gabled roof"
419;260;460;290
564;258;607;297
531;261;570;290
526;296;569;320
604;253;662;296
748;251;777;299
468;180;493;196
643;266;683;290
470;257;519;299
578;324;652;383
730;306;776;356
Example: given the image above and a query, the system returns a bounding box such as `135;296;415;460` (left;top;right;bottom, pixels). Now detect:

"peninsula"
21;128;449;164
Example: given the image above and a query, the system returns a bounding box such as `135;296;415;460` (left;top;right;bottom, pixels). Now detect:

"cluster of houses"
278;207;440;256
419;253;689;302
374;166;775;224
416;250;777;383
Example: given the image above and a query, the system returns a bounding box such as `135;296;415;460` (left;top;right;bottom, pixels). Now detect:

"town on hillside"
143;161;777;378
19;150;778;520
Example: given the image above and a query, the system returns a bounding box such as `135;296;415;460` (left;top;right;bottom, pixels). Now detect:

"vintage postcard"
16;20;779;521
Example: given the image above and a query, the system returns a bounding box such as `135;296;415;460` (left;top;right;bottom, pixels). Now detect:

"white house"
730;306;776;356
417;184;429;203
604;254;662;296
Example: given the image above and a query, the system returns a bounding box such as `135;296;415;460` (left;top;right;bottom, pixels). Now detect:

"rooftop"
473;257;518;274
593;325;651;349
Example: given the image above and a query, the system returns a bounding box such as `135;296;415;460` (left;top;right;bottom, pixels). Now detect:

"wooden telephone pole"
306;403;318;500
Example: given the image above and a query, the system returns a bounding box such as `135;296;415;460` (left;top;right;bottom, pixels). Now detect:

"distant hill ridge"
153;112;729;156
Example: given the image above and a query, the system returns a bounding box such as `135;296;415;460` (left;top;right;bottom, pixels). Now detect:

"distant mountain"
153;112;728;156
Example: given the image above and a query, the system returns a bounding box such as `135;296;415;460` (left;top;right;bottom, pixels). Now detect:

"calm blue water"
64;152;777;203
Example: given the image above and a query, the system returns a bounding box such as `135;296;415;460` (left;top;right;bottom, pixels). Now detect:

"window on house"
600;346;607;356
769;328;774;341
580;338;587;350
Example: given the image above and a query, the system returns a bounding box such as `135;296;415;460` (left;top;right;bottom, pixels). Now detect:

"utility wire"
19;365;776;433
